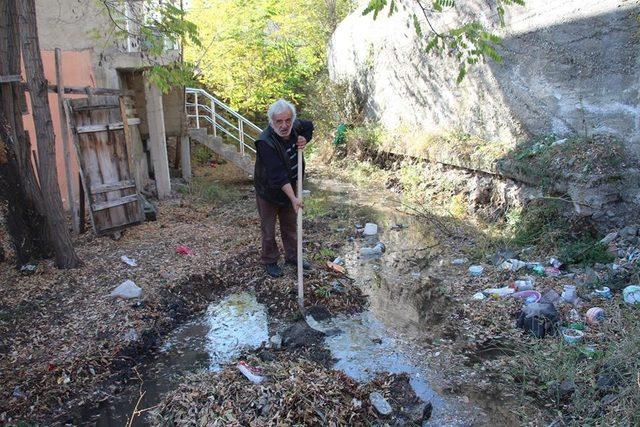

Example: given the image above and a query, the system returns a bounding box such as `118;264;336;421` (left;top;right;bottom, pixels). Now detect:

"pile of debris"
149;353;431;426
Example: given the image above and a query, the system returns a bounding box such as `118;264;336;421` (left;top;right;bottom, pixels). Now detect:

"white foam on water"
204;292;269;370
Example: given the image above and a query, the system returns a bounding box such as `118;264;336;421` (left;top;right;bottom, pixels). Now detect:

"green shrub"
193;145;213;165
179;177;234;203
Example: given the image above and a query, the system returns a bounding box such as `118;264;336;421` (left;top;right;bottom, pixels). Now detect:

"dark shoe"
265;263;283;277
286;259;311;270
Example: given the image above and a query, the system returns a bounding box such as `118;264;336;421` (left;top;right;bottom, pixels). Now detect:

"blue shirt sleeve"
256;140;290;189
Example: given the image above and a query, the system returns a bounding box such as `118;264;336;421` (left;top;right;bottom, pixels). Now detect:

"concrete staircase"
185;87;260;177
188;128;254;176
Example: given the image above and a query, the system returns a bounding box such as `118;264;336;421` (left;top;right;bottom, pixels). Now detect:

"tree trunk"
0;118;38;264
0;0;50;262
17;0;80;268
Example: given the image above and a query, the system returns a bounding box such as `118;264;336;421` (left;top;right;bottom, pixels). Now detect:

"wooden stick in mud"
297;148;304;309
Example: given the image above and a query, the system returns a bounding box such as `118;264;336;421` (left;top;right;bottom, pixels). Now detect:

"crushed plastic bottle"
237;361;264;384
360;242;386;257
120;255;137;267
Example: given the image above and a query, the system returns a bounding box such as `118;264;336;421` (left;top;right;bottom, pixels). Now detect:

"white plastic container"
363;223;378;236
468;265;484;276
561;285;577;303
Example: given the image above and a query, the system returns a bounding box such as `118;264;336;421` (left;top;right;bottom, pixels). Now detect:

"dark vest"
253;124;302;206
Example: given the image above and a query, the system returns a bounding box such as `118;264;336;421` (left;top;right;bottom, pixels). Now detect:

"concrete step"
188;128;254;176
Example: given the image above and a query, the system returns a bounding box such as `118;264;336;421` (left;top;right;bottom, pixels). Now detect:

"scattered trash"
390;223;407;230
514;277;535;291
237;361;264;384
326;261;346;274
622;285;640;304
483;286;515;298
531;265;546;276
490;248;516;266
561;328;585;345
501;259;527;271
517;302;559;338
109;280;142;299
20;264;37;276
472;292;486;300
545;267;561;277
269;334;282;350
567;309;581;322
551;138;567;146
123;328;138;342
359;242;386;257
561;285;578;304
542;289;561;304
451;258;468;265
369;392;393;415
468;265;484;276
549;257;563;269
586;307;605;325
593;286;613;299
512;290;541;305
363;223;378;236
302;189;311;197
410;271;421;279
332;256;345;266
175;245;195;256
351;398;363;409
120;255;137;267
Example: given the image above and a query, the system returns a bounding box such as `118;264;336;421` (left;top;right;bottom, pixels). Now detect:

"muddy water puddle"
80;293;268;426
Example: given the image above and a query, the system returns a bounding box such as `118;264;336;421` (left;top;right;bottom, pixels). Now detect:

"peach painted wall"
22;49;95;210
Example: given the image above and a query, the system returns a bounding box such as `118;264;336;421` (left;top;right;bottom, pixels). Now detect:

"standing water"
81;293;268;426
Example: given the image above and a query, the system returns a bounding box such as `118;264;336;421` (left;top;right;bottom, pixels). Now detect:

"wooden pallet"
65;96;145;235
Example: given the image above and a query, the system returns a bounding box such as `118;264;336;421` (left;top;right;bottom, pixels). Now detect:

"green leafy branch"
363;0;525;83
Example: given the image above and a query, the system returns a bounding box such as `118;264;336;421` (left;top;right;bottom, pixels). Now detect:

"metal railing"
185;87;260;156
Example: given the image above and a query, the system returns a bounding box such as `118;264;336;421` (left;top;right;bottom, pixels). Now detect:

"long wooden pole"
55;48;79;234
297;148;304;309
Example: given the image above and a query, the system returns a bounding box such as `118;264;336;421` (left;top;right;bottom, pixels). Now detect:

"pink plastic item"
175;245;195;256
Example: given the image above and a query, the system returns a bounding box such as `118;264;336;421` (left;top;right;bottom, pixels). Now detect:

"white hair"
267;99;296;125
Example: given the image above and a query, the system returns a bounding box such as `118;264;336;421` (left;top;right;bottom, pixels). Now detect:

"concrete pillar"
180;135;191;182
143;78;171;199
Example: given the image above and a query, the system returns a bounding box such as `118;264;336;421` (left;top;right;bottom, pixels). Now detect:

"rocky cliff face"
328;0;640;153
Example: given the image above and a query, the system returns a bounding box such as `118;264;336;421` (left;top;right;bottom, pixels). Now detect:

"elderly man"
254;99;314;277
